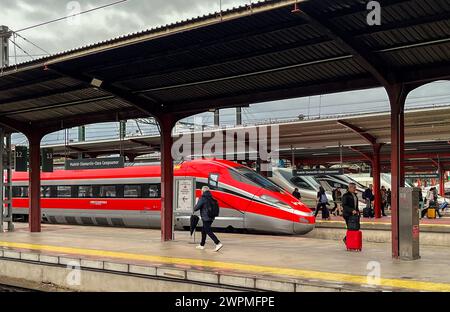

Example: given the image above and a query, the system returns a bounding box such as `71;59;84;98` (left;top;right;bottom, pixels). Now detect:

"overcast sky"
2;0;248;57
2;0;450;144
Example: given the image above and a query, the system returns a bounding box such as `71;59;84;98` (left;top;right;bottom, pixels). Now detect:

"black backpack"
207;197;220;218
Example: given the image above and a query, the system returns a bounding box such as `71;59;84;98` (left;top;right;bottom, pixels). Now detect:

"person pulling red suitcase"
342;183;362;251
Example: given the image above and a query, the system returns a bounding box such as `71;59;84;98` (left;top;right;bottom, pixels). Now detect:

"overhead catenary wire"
12;32;51;55
14;0;130;33
8;39;34;60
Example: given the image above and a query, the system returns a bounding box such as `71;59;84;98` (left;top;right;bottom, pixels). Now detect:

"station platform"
308;214;450;247
1;223;450;292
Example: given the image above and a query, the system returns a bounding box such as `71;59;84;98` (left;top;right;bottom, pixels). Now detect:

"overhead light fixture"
91;78;103;88
312;153;330;156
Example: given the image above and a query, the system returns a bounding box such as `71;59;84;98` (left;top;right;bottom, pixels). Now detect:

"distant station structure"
0;0;449;259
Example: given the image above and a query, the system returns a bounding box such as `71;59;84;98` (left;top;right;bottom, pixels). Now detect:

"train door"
207;172;245;230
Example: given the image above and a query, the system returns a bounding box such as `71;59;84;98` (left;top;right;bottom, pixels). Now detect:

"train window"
231;167;283;192
290;177;314;191
100;185;117;198
12;186;28;198
41;186;52;198
78;185;93;198
57;186;72;198
124;185;141;198
208;173;219;189
143;184;160;198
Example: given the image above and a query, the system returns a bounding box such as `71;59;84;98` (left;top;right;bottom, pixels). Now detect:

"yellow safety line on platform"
1;240;449;292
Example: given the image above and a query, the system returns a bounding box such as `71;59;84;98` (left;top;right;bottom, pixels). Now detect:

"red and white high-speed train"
10;159;315;234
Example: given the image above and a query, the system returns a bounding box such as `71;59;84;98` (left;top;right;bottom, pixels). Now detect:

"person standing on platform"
194;186;223;252
342;183;359;243
386;188;391;210
381;186;387;217
362;184;374;217
292;188;301;200
315;186;330;220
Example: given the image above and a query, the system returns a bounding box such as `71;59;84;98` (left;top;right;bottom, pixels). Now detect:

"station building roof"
0;0;449;135
44;106;450;171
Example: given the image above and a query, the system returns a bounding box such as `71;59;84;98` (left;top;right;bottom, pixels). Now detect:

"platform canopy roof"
1;0;449;135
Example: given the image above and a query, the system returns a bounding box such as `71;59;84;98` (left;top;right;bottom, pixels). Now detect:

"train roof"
12;158;242;181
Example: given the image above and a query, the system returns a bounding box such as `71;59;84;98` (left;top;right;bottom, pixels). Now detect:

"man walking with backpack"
194;186;223;252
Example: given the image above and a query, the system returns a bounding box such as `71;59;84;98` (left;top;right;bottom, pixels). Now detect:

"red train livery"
11;159;315;234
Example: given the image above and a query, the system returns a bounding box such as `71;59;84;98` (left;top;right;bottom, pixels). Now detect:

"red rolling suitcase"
346;230;362;251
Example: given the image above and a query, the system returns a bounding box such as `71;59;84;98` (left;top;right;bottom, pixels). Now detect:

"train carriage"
11;159;315;234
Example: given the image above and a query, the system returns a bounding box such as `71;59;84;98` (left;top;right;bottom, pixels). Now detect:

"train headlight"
298;211;314;217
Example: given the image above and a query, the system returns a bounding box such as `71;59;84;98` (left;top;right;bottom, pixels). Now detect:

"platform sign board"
174;178;195;212
41;148;53;172
405;173;438;179
65;157;124;170
14;146;28;172
293;168;344;176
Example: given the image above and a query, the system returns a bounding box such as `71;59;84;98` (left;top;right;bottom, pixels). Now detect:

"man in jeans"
194;186;223;252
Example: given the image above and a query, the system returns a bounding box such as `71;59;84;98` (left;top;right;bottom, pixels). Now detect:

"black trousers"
343;216;349;227
315;202;329;218
201;220;220;246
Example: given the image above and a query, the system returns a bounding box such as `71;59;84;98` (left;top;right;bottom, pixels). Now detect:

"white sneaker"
196;245;205;250
214;243;223;252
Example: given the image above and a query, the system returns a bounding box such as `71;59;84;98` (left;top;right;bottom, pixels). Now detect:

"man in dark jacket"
342;183;360;243
194;186;223;252
362;184;374;207
292;188;301;200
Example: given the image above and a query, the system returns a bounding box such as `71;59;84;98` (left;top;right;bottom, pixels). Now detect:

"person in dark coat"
194;186;223;252
362;184;374;208
315;186;330;220
342;183;360;243
292;188;301;200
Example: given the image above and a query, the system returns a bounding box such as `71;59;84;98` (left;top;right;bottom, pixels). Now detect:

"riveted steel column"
28;132;42;232
389;85;408;259
160;115;175;241
439;163;445;196
372;143;382;218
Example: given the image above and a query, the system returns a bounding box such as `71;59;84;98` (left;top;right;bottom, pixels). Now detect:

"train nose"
293;217;315;234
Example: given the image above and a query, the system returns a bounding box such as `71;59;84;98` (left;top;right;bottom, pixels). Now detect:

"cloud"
2;0;248;60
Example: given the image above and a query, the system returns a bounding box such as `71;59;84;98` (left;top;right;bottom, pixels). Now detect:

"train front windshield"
231;167;284;193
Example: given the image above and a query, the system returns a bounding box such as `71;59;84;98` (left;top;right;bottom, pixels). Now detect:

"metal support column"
78;126;86;142
372;143;382;218
160;115;175;241
236;107;242;126
28;132;42;232
0;26;11;68
119;120;127;139
214;109;220;127
389;85;408;259
0;129;14;232
78;126;86;159
439;163;445;197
